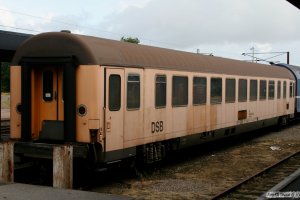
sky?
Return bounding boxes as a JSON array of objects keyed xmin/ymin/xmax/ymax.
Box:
[{"xmin": 1, "ymin": 0, "xmax": 300, "ymax": 65}]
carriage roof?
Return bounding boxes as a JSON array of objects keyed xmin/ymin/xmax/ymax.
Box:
[{"xmin": 12, "ymin": 32, "xmax": 294, "ymax": 80}]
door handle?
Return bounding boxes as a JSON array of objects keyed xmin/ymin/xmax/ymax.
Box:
[{"xmin": 106, "ymin": 122, "xmax": 111, "ymax": 132}]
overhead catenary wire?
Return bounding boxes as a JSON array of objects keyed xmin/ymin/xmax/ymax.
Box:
[
  {"xmin": 0, "ymin": 8, "xmax": 186, "ymax": 50},
  {"xmin": 0, "ymin": 24, "xmax": 40, "ymax": 33}
]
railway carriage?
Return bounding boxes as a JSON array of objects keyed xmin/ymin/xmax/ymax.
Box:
[{"xmin": 10, "ymin": 31, "xmax": 296, "ymax": 164}]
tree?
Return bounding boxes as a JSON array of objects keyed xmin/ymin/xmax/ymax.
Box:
[
  {"xmin": 1, "ymin": 62, "xmax": 10, "ymax": 92},
  {"xmin": 121, "ymin": 36, "xmax": 140, "ymax": 44}
]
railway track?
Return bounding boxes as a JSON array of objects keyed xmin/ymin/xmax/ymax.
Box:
[
  {"xmin": 1, "ymin": 119, "xmax": 10, "ymax": 140},
  {"xmin": 4, "ymin": 118, "xmax": 300, "ymax": 199},
  {"xmin": 212, "ymin": 150, "xmax": 300, "ymax": 200}
]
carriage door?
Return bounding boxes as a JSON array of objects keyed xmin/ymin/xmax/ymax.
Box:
[
  {"xmin": 105, "ymin": 68, "xmax": 124, "ymax": 152},
  {"xmin": 32, "ymin": 66, "xmax": 64, "ymax": 140}
]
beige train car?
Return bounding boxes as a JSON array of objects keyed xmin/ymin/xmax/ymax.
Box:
[{"xmin": 10, "ymin": 32, "xmax": 295, "ymax": 164}]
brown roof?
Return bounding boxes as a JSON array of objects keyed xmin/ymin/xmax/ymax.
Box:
[{"xmin": 12, "ymin": 32, "xmax": 294, "ymax": 80}]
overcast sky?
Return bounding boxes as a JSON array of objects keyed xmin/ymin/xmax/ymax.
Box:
[{"xmin": 1, "ymin": 0, "xmax": 300, "ymax": 65}]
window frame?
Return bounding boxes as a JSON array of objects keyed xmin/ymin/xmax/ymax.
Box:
[
  {"xmin": 277, "ymin": 81, "xmax": 281, "ymax": 99},
  {"xmin": 225, "ymin": 78, "xmax": 236, "ymax": 103},
  {"xmin": 172, "ymin": 75, "xmax": 188, "ymax": 107},
  {"xmin": 293, "ymin": 82, "xmax": 295, "ymax": 97},
  {"xmin": 155, "ymin": 74, "xmax": 167, "ymax": 108},
  {"xmin": 283, "ymin": 81, "xmax": 287, "ymax": 99},
  {"xmin": 238, "ymin": 79, "xmax": 247, "ymax": 102},
  {"xmin": 210, "ymin": 77, "xmax": 222, "ymax": 104},
  {"xmin": 260, "ymin": 80, "xmax": 267, "ymax": 100},
  {"xmin": 127, "ymin": 73, "xmax": 140, "ymax": 110},
  {"xmin": 193, "ymin": 76, "xmax": 207, "ymax": 105},
  {"xmin": 268, "ymin": 80, "xmax": 275, "ymax": 100},
  {"xmin": 250, "ymin": 79, "xmax": 258, "ymax": 101},
  {"xmin": 290, "ymin": 82, "xmax": 294, "ymax": 98},
  {"xmin": 109, "ymin": 74, "xmax": 121, "ymax": 111}
]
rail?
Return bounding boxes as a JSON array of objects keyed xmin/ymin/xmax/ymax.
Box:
[{"xmin": 212, "ymin": 150, "xmax": 300, "ymax": 199}]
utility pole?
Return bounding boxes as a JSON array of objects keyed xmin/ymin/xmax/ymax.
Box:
[{"xmin": 241, "ymin": 51, "xmax": 290, "ymax": 64}]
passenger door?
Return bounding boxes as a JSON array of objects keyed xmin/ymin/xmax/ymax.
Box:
[
  {"xmin": 31, "ymin": 66, "xmax": 64, "ymax": 140},
  {"xmin": 105, "ymin": 68, "xmax": 125, "ymax": 152}
]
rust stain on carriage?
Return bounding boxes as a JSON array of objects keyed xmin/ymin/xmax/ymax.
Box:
[
  {"xmin": 277, "ymin": 101, "xmax": 283, "ymax": 114},
  {"xmin": 193, "ymin": 105, "xmax": 207, "ymax": 133},
  {"xmin": 210, "ymin": 105, "xmax": 218, "ymax": 131},
  {"xmin": 187, "ymin": 107, "xmax": 194, "ymax": 134},
  {"xmin": 238, "ymin": 110, "xmax": 247, "ymax": 120}
]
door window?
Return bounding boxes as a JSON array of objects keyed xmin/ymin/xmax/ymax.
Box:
[
  {"xmin": 43, "ymin": 70, "xmax": 53, "ymax": 101},
  {"xmin": 109, "ymin": 75, "xmax": 121, "ymax": 111}
]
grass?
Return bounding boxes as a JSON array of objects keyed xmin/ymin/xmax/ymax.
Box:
[{"xmin": 1, "ymin": 93, "xmax": 10, "ymax": 109}]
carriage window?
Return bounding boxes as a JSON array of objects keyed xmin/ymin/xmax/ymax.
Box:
[
  {"xmin": 193, "ymin": 77, "xmax": 207, "ymax": 105},
  {"xmin": 109, "ymin": 75, "xmax": 121, "ymax": 111},
  {"xmin": 277, "ymin": 81, "xmax": 281, "ymax": 99},
  {"xmin": 293, "ymin": 83, "xmax": 295, "ymax": 97},
  {"xmin": 127, "ymin": 74, "xmax": 140, "ymax": 109},
  {"xmin": 172, "ymin": 76, "xmax": 188, "ymax": 106},
  {"xmin": 43, "ymin": 70, "xmax": 53, "ymax": 102},
  {"xmin": 250, "ymin": 80, "xmax": 257, "ymax": 101},
  {"xmin": 290, "ymin": 82, "xmax": 294, "ymax": 98},
  {"xmin": 211, "ymin": 78, "xmax": 222, "ymax": 104},
  {"xmin": 238, "ymin": 79, "xmax": 247, "ymax": 102},
  {"xmin": 155, "ymin": 75, "xmax": 166, "ymax": 108},
  {"xmin": 260, "ymin": 80, "xmax": 267, "ymax": 100},
  {"xmin": 283, "ymin": 81, "xmax": 287, "ymax": 99},
  {"xmin": 225, "ymin": 78, "xmax": 235, "ymax": 103},
  {"xmin": 269, "ymin": 80, "xmax": 275, "ymax": 100}
]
